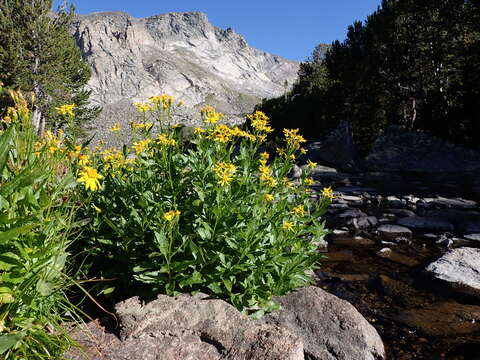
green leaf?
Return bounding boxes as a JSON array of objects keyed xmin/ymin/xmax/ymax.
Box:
[
  {"xmin": 102, "ymin": 286, "xmax": 115, "ymax": 295},
  {"xmin": 207, "ymin": 282, "xmax": 222, "ymax": 294},
  {"xmin": 0, "ymin": 333, "xmax": 23, "ymax": 355},
  {"xmin": 36, "ymin": 280, "xmax": 56, "ymax": 296},
  {"xmin": 0, "ymin": 127, "xmax": 13, "ymax": 171},
  {"xmin": 0, "ymin": 224, "xmax": 35, "ymax": 243},
  {"xmin": 154, "ymin": 231, "xmax": 169, "ymax": 257},
  {"xmin": 197, "ymin": 227, "xmax": 211, "ymax": 241}
]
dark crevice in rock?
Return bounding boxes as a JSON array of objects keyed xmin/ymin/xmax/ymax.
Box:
[{"xmin": 198, "ymin": 332, "xmax": 226, "ymax": 354}]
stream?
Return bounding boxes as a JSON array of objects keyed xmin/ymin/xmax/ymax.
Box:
[{"xmin": 310, "ymin": 166, "xmax": 480, "ymax": 360}]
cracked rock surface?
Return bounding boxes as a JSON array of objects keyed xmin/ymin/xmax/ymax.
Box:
[{"xmin": 72, "ymin": 11, "xmax": 299, "ymax": 144}]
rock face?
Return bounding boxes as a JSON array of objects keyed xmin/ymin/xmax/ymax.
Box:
[
  {"xmin": 67, "ymin": 292, "xmax": 304, "ymax": 360},
  {"xmin": 72, "ymin": 11, "xmax": 299, "ymax": 140},
  {"xmin": 263, "ymin": 286, "xmax": 385, "ymax": 360},
  {"xmin": 426, "ymin": 247, "xmax": 480, "ymax": 298}
]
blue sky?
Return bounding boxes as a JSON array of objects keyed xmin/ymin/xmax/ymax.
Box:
[{"xmin": 53, "ymin": 0, "xmax": 383, "ymax": 61}]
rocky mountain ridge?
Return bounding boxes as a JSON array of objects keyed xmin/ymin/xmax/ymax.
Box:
[{"xmin": 71, "ymin": 11, "xmax": 299, "ymax": 140}]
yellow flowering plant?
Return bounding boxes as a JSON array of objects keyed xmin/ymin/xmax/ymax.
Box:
[
  {"xmin": 0, "ymin": 89, "xmax": 79, "ymax": 358},
  {"xmin": 75, "ymin": 97, "xmax": 330, "ymax": 317}
]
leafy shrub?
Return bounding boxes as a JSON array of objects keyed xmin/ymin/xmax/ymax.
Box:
[
  {"xmin": 0, "ymin": 88, "xmax": 77, "ymax": 359},
  {"xmin": 76, "ymin": 96, "xmax": 331, "ymax": 316}
]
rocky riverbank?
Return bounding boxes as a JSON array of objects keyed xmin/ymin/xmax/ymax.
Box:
[{"xmin": 306, "ymin": 164, "xmax": 480, "ymax": 359}]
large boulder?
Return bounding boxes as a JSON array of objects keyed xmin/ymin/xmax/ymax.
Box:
[
  {"xmin": 305, "ymin": 121, "xmax": 362, "ymax": 172},
  {"xmin": 67, "ymin": 293, "xmax": 304, "ymax": 360},
  {"xmin": 364, "ymin": 126, "xmax": 480, "ymax": 173},
  {"xmin": 426, "ymin": 247, "xmax": 480, "ymax": 298},
  {"xmin": 263, "ymin": 286, "xmax": 385, "ymax": 360}
]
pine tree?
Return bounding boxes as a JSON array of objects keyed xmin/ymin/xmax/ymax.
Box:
[{"xmin": 0, "ymin": 0, "xmax": 100, "ymax": 135}]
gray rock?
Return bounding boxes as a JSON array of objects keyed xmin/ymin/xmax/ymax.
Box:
[
  {"xmin": 305, "ymin": 121, "xmax": 362, "ymax": 172},
  {"xmin": 464, "ymin": 234, "xmax": 480, "ymax": 242},
  {"xmin": 337, "ymin": 209, "xmax": 368, "ymax": 219},
  {"xmin": 263, "ymin": 286, "xmax": 385, "ymax": 360},
  {"xmin": 348, "ymin": 216, "xmax": 378, "ymax": 231},
  {"xmin": 385, "ymin": 209, "xmax": 416, "ymax": 218},
  {"xmin": 290, "ymin": 164, "xmax": 303, "ymax": 179},
  {"xmin": 67, "ymin": 293, "xmax": 304, "ymax": 360},
  {"xmin": 397, "ymin": 216, "xmax": 454, "ymax": 232},
  {"xmin": 364, "ymin": 125, "xmax": 480, "ymax": 173},
  {"xmin": 377, "ymin": 248, "xmax": 419, "ymax": 267},
  {"xmin": 72, "ymin": 11, "xmax": 299, "ymax": 144},
  {"xmin": 377, "ymin": 225, "xmax": 412, "ymax": 241},
  {"xmin": 427, "ymin": 197, "xmax": 477, "ymax": 210},
  {"xmin": 426, "ymin": 247, "xmax": 480, "ymax": 298}
]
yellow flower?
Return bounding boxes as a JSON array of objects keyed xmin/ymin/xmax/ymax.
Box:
[
  {"xmin": 264, "ymin": 194, "xmax": 274, "ymax": 202},
  {"xmin": 201, "ymin": 105, "xmax": 224, "ymax": 124},
  {"xmin": 163, "ymin": 209, "xmax": 181, "ymax": 221},
  {"xmin": 282, "ymin": 221, "xmax": 295, "ymax": 232},
  {"xmin": 247, "ymin": 111, "xmax": 273, "ymax": 133},
  {"xmin": 307, "ymin": 160, "xmax": 317, "ymax": 169},
  {"xmin": 322, "ymin": 186, "xmax": 335, "ymax": 200},
  {"xmin": 292, "ymin": 205, "xmax": 305, "ymax": 216},
  {"xmin": 55, "ymin": 104, "xmax": 75, "ymax": 117},
  {"xmin": 110, "ymin": 123, "xmax": 121, "ymax": 132},
  {"xmin": 213, "ymin": 162, "xmax": 236, "ymax": 186},
  {"xmin": 208, "ymin": 124, "xmax": 234, "ymax": 143},
  {"xmin": 78, "ymin": 166, "xmax": 103, "ymax": 191},
  {"xmin": 260, "ymin": 152, "xmax": 269, "ymax": 161},
  {"xmin": 132, "ymin": 139, "xmax": 152, "ymax": 154},
  {"xmin": 133, "ymin": 102, "xmax": 152, "ymax": 113},
  {"xmin": 300, "ymin": 148, "xmax": 308, "ymax": 155},
  {"xmin": 78, "ymin": 154, "xmax": 90, "ymax": 166},
  {"xmin": 150, "ymin": 94, "xmax": 174, "ymax": 111},
  {"xmin": 283, "ymin": 177, "xmax": 295, "ymax": 189},
  {"xmin": 283, "ymin": 128, "xmax": 307, "ymax": 150},
  {"xmin": 93, "ymin": 205, "xmax": 101, "ymax": 213},
  {"xmin": 305, "ymin": 177, "xmax": 315, "ymax": 186},
  {"xmin": 157, "ymin": 133, "xmax": 177, "ymax": 146},
  {"xmin": 194, "ymin": 127, "xmax": 205, "ymax": 135}
]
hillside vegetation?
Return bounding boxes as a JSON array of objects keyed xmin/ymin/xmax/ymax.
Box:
[{"xmin": 260, "ymin": 0, "xmax": 480, "ymax": 152}]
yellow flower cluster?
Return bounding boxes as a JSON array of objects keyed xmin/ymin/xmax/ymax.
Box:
[
  {"xmin": 201, "ymin": 105, "xmax": 224, "ymax": 124},
  {"xmin": 258, "ymin": 152, "xmax": 277, "ymax": 187},
  {"xmin": 194, "ymin": 127, "xmax": 206, "ymax": 135},
  {"xmin": 55, "ymin": 104, "xmax": 75, "ymax": 117},
  {"xmin": 304, "ymin": 177, "xmax": 315, "ymax": 186},
  {"xmin": 77, "ymin": 166, "xmax": 103, "ymax": 191},
  {"xmin": 150, "ymin": 94, "xmax": 174, "ymax": 111},
  {"xmin": 163, "ymin": 209, "xmax": 181, "ymax": 221},
  {"xmin": 42, "ymin": 130, "xmax": 64, "ymax": 154},
  {"xmin": 321, "ymin": 186, "xmax": 335, "ymax": 200},
  {"xmin": 132, "ymin": 139, "xmax": 152, "ymax": 154},
  {"xmin": 131, "ymin": 122, "xmax": 153, "ymax": 130},
  {"xmin": 133, "ymin": 102, "xmax": 153, "ymax": 113},
  {"xmin": 283, "ymin": 128, "xmax": 307, "ymax": 150},
  {"xmin": 102, "ymin": 148, "xmax": 134, "ymax": 173},
  {"xmin": 157, "ymin": 133, "xmax": 177, "ymax": 146},
  {"xmin": 247, "ymin": 111, "xmax": 273, "ymax": 133},
  {"xmin": 292, "ymin": 205, "xmax": 305, "ymax": 216},
  {"xmin": 213, "ymin": 162, "xmax": 236, "ymax": 186},
  {"xmin": 67, "ymin": 145, "xmax": 82, "ymax": 160}
]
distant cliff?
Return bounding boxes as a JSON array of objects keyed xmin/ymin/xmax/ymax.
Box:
[{"xmin": 71, "ymin": 11, "xmax": 299, "ymax": 139}]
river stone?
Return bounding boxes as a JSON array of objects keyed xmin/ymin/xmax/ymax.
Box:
[
  {"xmin": 426, "ymin": 247, "xmax": 480, "ymax": 298},
  {"xmin": 377, "ymin": 224, "xmax": 412, "ymax": 241},
  {"xmin": 263, "ymin": 286, "xmax": 385, "ymax": 360},
  {"xmin": 67, "ymin": 293, "xmax": 304, "ymax": 360},
  {"xmin": 397, "ymin": 216, "xmax": 454, "ymax": 232}
]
